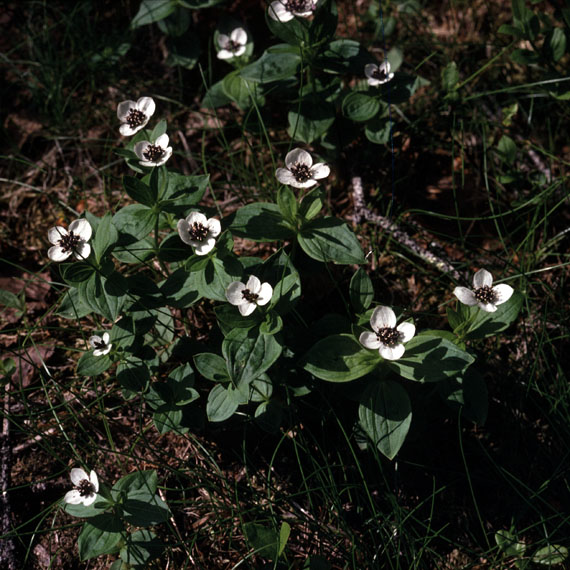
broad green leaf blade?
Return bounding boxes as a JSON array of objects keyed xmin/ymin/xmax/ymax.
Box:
[
  {"xmin": 229, "ymin": 202, "xmax": 295, "ymax": 242},
  {"xmin": 113, "ymin": 204, "xmax": 157, "ymax": 242},
  {"xmin": 92, "ymin": 213, "xmax": 119, "ymax": 263},
  {"xmin": 77, "ymin": 351, "xmax": 113, "ymax": 377},
  {"xmin": 123, "ymin": 176, "xmax": 155, "ymax": 207},
  {"xmin": 193, "ymin": 353, "xmax": 230, "ymax": 382},
  {"xmin": 131, "ymin": 0, "xmax": 177, "ymax": 28},
  {"xmin": 113, "ymin": 470, "xmax": 158, "ymax": 496},
  {"xmin": 240, "ymin": 50, "xmax": 301, "ymax": 83},
  {"xmin": 120, "ymin": 529, "xmax": 163, "ymax": 566},
  {"xmin": 494, "ymin": 530, "xmax": 526, "ymax": 557},
  {"xmin": 78, "ymin": 514, "xmax": 123, "ymax": 561},
  {"xmin": 358, "ymin": 380, "xmax": 412, "ymax": 460},
  {"xmin": 349, "ymin": 268, "xmax": 374, "ymax": 313},
  {"xmin": 244, "ymin": 522, "xmax": 280, "ymax": 560},
  {"xmin": 207, "ymin": 384, "xmax": 239, "ymax": 422},
  {"xmin": 439, "ymin": 367, "xmax": 488, "ymax": 425},
  {"xmin": 342, "ymin": 92, "xmax": 380, "ymax": 122},
  {"xmin": 123, "ymin": 492, "xmax": 170, "ymax": 527},
  {"xmin": 302, "ymin": 334, "xmax": 381, "ymax": 382},
  {"xmin": 532, "ymin": 545, "xmax": 568, "ymax": 566}
]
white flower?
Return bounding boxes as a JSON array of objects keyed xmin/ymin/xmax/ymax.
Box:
[
  {"xmin": 117, "ymin": 96, "xmax": 155, "ymax": 136},
  {"xmin": 177, "ymin": 211, "xmax": 221, "ymax": 256},
  {"xmin": 275, "ymin": 148, "xmax": 330, "ymax": 189},
  {"xmin": 453, "ymin": 269, "xmax": 514, "ymax": 313},
  {"xmin": 359, "ymin": 306, "xmax": 415, "ymax": 361},
  {"xmin": 365, "ymin": 61, "xmax": 394, "ymax": 86},
  {"xmin": 47, "ymin": 219, "xmax": 92, "ymax": 262},
  {"xmin": 89, "ymin": 332, "xmax": 112, "ymax": 356},
  {"xmin": 217, "ymin": 28, "xmax": 247, "ymax": 60},
  {"xmin": 226, "ymin": 276, "xmax": 273, "ymax": 316},
  {"xmin": 64, "ymin": 468, "xmax": 99, "ymax": 507},
  {"xmin": 269, "ymin": 0, "xmax": 317, "ymax": 21},
  {"xmin": 134, "ymin": 133, "xmax": 172, "ymax": 167}
]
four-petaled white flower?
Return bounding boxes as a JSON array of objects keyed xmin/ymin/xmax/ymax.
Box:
[
  {"xmin": 275, "ymin": 148, "xmax": 330, "ymax": 189},
  {"xmin": 453, "ymin": 269, "xmax": 514, "ymax": 313},
  {"xmin": 226, "ymin": 276, "xmax": 273, "ymax": 316},
  {"xmin": 47, "ymin": 219, "xmax": 92, "ymax": 262},
  {"xmin": 89, "ymin": 332, "xmax": 112, "ymax": 356},
  {"xmin": 117, "ymin": 97, "xmax": 155, "ymax": 136},
  {"xmin": 217, "ymin": 28, "xmax": 248, "ymax": 60},
  {"xmin": 365, "ymin": 61, "xmax": 394, "ymax": 86},
  {"xmin": 134, "ymin": 133, "xmax": 172, "ymax": 167},
  {"xmin": 177, "ymin": 211, "xmax": 221, "ymax": 256},
  {"xmin": 269, "ymin": 0, "xmax": 317, "ymax": 22},
  {"xmin": 359, "ymin": 306, "xmax": 415, "ymax": 361},
  {"xmin": 64, "ymin": 468, "xmax": 99, "ymax": 507}
]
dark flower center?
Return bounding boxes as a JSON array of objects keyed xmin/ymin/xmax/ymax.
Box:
[
  {"xmin": 474, "ymin": 285, "xmax": 496, "ymax": 304},
  {"xmin": 291, "ymin": 163, "xmax": 312, "ymax": 183},
  {"xmin": 126, "ymin": 108, "xmax": 146, "ymax": 128},
  {"xmin": 143, "ymin": 144, "xmax": 165, "ymax": 163},
  {"xmin": 59, "ymin": 231, "xmax": 81, "ymax": 253},
  {"xmin": 189, "ymin": 222, "xmax": 209, "ymax": 241},
  {"xmin": 242, "ymin": 289, "xmax": 259, "ymax": 303},
  {"xmin": 372, "ymin": 67, "xmax": 387, "ymax": 80},
  {"xmin": 77, "ymin": 479, "xmax": 95, "ymax": 498},
  {"xmin": 286, "ymin": 0, "xmax": 314, "ymax": 12},
  {"xmin": 376, "ymin": 327, "xmax": 401, "ymax": 347},
  {"xmin": 225, "ymin": 39, "xmax": 241, "ymax": 53},
  {"xmin": 93, "ymin": 339, "xmax": 107, "ymax": 349}
]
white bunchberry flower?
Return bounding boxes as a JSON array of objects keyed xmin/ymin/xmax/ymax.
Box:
[
  {"xmin": 226, "ymin": 276, "xmax": 273, "ymax": 317},
  {"xmin": 117, "ymin": 97, "xmax": 155, "ymax": 136},
  {"xmin": 359, "ymin": 306, "xmax": 415, "ymax": 361},
  {"xmin": 453, "ymin": 269, "xmax": 514, "ymax": 313},
  {"xmin": 177, "ymin": 211, "xmax": 221, "ymax": 256},
  {"xmin": 89, "ymin": 332, "xmax": 112, "ymax": 356},
  {"xmin": 64, "ymin": 468, "xmax": 99, "ymax": 507},
  {"xmin": 364, "ymin": 61, "xmax": 394, "ymax": 86},
  {"xmin": 217, "ymin": 28, "xmax": 247, "ymax": 60},
  {"xmin": 47, "ymin": 219, "xmax": 92, "ymax": 262},
  {"xmin": 268, "ymin": 0, "xmax": 317, "ymax": 22},
  {"xmin": 134, "ymin": 133, "xmax": 172, "ymax": 167},
  {"xmin": 275, "ymin": 148, "xmax": 330, "ymax": 189}
]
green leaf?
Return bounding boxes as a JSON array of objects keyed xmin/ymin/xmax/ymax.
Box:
[
  {"xmin": 388, "ymin": 333, "xmax": 475, "ymax": 382},
  {"xmin": 63, "ymin": 495, "xmax": 111, "ymax": 519},
  {"xmin": 365, "ymin": 118, "xmax": 391, "ymax": 145},
  {"xmin": 229, "ymin": 202, "xmax": 295, "ymax": 242},
  {"xmin": 77, "ymin": 350, "xmax": 113, "ymax": 377},
  {"xmin": 61, "ymin": 262, "xmax": 96, "ymax": 285},
  {"xmin": 276, "ymin": 185, "xmax": 298, "ymax": 223},
  {"xmin": 222, "ymin": 70, "xmax": 259, "ymax": 109},
  {"xmin": 113, "ymin": 204, "xmax": 156, "ymax": 242},
  {"xmin": 494, "ymin": 530, "xmax": 526, "ymax": 557},
  {"xmin": 349, "ymin": 268, "xmax": 374, "ymax": 313},
  {"xmin": 123, "ymin": 492, "xmax": 170, "ymax": 527},
  {"xmin": 78, "ymin": 514, "xmax": 123, "ymax": 561},
  {"xmin": 265, "ymin": 9, "xmax": 309, "ymax": 46},
  {"xmin": 197, "ymin": 256, "xmax": 242, "ymax": 302},
  {"xmin": 309, "ymin": 0, "xmax": 338, "ymax": 44},
  {"xmin": 532, "ymin": 545, "xmax": 568, "ymax": 566},
  {"xmin": 358, "ymin": 380, "xmax": 412, "ymax": 460},
  {"xmin": 498, "ymin": 23, "xmax": 524, "ymax": 37},
  {"xmin": 0, "ymin": 289, "xmax": 24, "ymax": 310},
  {"xmin": 113, "ymin": 469, "xmax": 158, "ymax": 496},
  {"xmin": 544, "ymin": 27, "xmax": 566, "ymax": 62},
  {"xmin": 159, "ymin": 267, "xmax": 201, "ymax": 308},
  {"xmin": 278, "ymin": 522, "xmax": 291, "ymax": 557},
  {"xmin": 244, "ymin": 522, "xmax": 280, "ymax": 560},
  {"xmin": 161, "ymin": 173, "xmax": 209, "ymax": 214},
  {"xmin": 299, "ymin": 188, "xmax": 324, "ymax": 220},
  {"xmin": 302, "ymin": 334, "xmax": 381, "ymax": 382},
  {"xmin": 207, "ymin": 384, "xmax": 239, "ymax": 422},
  {"xmin": 157, "ymin": 6, "xmax": 190, "ymax": 36},
  {"xmin": 240, "ymin": 50, "xmax": 301, "ymax": 83},
  {"xmin": 497, "ymin": 135, "xmax": 517, "ymax": 165},
  {"xmin": 441, "ymin": 61, "xmax": 459, "ymax": 91},
  {"xmin": 112, "ymin": 236, "xmax": 155, "ymax": 264},
  {"xmin": 342, "ymin": 92, "xmax": 380, "ymax": 122},
  {"xmin": 166, "ymin": 33, "xmax": 200, "ymax": 70},
  {"xmin": 299, "ymin": 217, "xmax": 365, "ymax": 264},
  {"xmin": 201, "ymin": 79, "xmax": 233, "ymax": 108},
  {"xmin": 117, "ymin": 360, "xmax": 151, "ymax": 393},
  {"xmin": 287, "ymin": 99, "xmax": 335, "ymax": 143},
  {"xmin": 93, "ymin": 213, "xmax": 119, "ymax": 263},
  {"xmin": 193, "ymin": 353, "xmax": 230, "ymax": 382},
  {"xmin": 56, "ymin": 288, "xmax": 92, "ymax": 319},
  {"xmin": 131, "ymin": 0, "xmax": 177, "ymax": 28},
  {"xmin": 510, "ymin": 48, "xmax": 540, "ymax": 65},
  {"xmin": 123, "ymin": 176, "xmax": 155, "ymax": 206},
  {"xmin": 318, "ymin": 38, "xmax": 371, "ymax": 74},
  {"xmin": 78, "ymin": 272, "xmax": 127, "ymax": 322},
  {"xmin": 120, "ymin": 529, "xmax": 164, "ymax": 566},
  {"xmin": 438, "ymin": 367, "xmax": 488, "ymax": 425}
]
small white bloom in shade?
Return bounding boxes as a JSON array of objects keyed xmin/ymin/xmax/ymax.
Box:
[
  {"xmin": 453, "ymin": 269, "xmax": 514, "ymax": 313},
  {"xmin": 359, "ymin": 306, "xmax": 416, "ymax": 361},
  {"xmin": 217, "ymin": 28, "xmax": 247, "ymax": 60},
  {"xmin": 226, "ymin": 276, "xmax": 273, "ymax": 317},
  {"xmin": 268, "ymin": 0, "xmax": 317, "ymax": 21},
  {"xmin": 177, "ymin": 211, "xmax": 221, "ymax": 256},
  {"xmin": 134, "ymin": 133, "xmax": 172, "ymax": 167},
  {"xmin": 47, "ymin": 219, "xmax": 92, "ymax": 262},
  {"xmin": 89, "ymin": 332, "xmax": 112, "ymax": 356},
  {"xmin": 365, "ymin": 61, "xmax": 394, "ymax": 86},
  {"xmin": 64, "ymin": 468, "xmax": 99, "ymax": 507},
  {"xmin": 117, "ymin": 96, "xmax": 155, "ymax": 136},
  {"xmin": 275, "ymin": 148, "xmax": 330, "ymax": 189}
]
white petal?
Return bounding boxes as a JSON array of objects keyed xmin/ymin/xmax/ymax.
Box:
[
  {"xmin": 359, "ymin": 331, "xmax": 381, "ymax": 350},
  {"xmin": 245, "ymin": 275, "xmax": 262, "ymax": 294},
  {"xmin": 257, "ymin": 283, "xmax": 273, "ymax": 306},
  {"xmin": 218, "ymin": 33, "xmax": 230, "ymax": 48},
  {"xmin": 379, "ymin": 61, "xmax": 391, "ymax": 75},
  {"xmin": 177, "ymin": 218, "xmax": 193, "ymax": 245},
  {"xmin": 70, "ymin": 468, "xmax": 89, "ymax": 486},
  {"xmin": 233, "ymin": 45, "xmax": 246, "ymax": 57},
  {"xmin": 48, "ymin": 245, "xmax": 71, "ymax": 262},
  {"xmin": 493, "ymin": 284, "xmax": 514, "ymax": 305},
  {"xmin": 275, "ymin": 168, "xmax": 297, "ymax": 186},
  {"xmin": 364, "ymin": 63, "xmax": 378, "ymax": 79},
  {"xmin": 153, "ymin": 146, "xmax": 172, "ymax": 166},
  {"xmin": 453, "ymin": 286, "xmax": 478, "ymax": 306},
  {"xmin": 82, "ymin": 493, "xmax": 97, "ymax": 506},
  {"xmin": 73, "ymin": 242, "xmax": 91, "ymax": 260},
  {"xmin": 478, "ymin": 302, "xmax": 497, "ymax": 313},
  {"xmin": 101, "ymin": 333, "xmax": 110, "ymax": 345},
  {"xmin": 64, "ymin": 489, "xmax": 83, "ymax": 505},
  {"xmin": 231, "ymin": 28, "xmax": 247, "ymax": 45},
  {"xmin": 310, "ymin": 163, "xmax": 330, "ymax": 180},
  {"xmin": 285, "ymin": 148, "xmax": 313, "ymax": 169},
  {"xmin": 239, "ymin": 302, "xmax": 257, "ymax": 316},
  {"xmin": 134, "ymin": 141, "xmax": 150, "ymax": 160},
  {"xmin": 186, "ymin": 211, "xmax": 207, "ymax": 226},
  {"xmin": 269, "ymin": 1, "xmax": 294, "ymax": 21},
  {"xmin": 119, "ymin": 123, "xmax": 138, "ymax": 136},
  {"xmin": 69, "ymin": 219, "xmax": 92, "ymax": 241},
  {"xmin": 207, "ymin": 218, "xmax": 221, "ymax": 237},
  {"xmin": 291, "ymin": 178, "xmax": 317, "ymax": 189},
  {"xmin": 367, "ymin": 77, "xmax": 381, "ymax": 87},
  {"xmin": 370, "ymin": 306, "xmax": 396, "ymax": 331},
  {"xmin": 155, "ymin": 133, "xmax": 169, "ymax": 148},
  {"xmin": 473, "ymin": 268, "xmax": 492, "ymax": 288},
  {"xmin": 380, "ymin": 343, "xmax": 405, "ymax": 361},
  {"xmin": 194, "ymin": 238, "xmax": 216, "ymax": 255},
  {"xmin": 117, "ymin": 100, "xmax": 135, "ymax": 120},
  {"xmin": 136, "ymin": 96, "xmax": 155, "ymax": 117},
  {"xmin": 48, "ymin": 226, "xmax": 67, "ymax": 245},
  {"xmin": 217, "ymin": 49, "xmax": 234, "ymax": 60},
  {"xmin": 397, "ymin": 321, "xmax": 415, "ymax": 343},
  {"xmin": 226, "ymin": 281, "xmax": 246, "ymax": 305},
  {"xmin": 89, "ymin": 470, "xmax": 99, "ymax": 493},
  {"xmin": 89, "ymin": 335, "xmax": 103, "ymax": 349},
  {"xmin": 93, "ymin": 348, "xmax": 104, "ymax": 357}
]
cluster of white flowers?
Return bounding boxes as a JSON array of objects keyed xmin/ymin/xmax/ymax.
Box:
[{"xmin": 64, "ymin": 468, "xmax": 99, "ymax": 507}]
